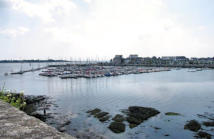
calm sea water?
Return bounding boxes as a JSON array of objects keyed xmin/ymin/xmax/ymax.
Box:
[{"xmin": 0, "ymin": 63, "xmax": 214, "ymax": 139}]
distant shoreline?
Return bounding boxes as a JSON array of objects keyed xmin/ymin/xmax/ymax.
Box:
[{"xmin": 0, "ymin": 60, "xmax": 68, "ymax": 63}]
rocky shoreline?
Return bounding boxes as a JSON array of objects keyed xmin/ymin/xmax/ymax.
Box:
[
  {"xmin": 87, "ymin": 106, "xmax": 160, "ymax": 133},
  {"xmin": 23, "ymin": 97, "xmax": 214, "ymax": 139},
  {"xmin": 23, "ymin": 95, "xmax": 51, "ymax": 121},
  {"xmin": 86, "ymin": 106, "xmax": 214, "ymax": 139},
  {"xmin": 3, "ymin": 92, "xmax": 213, "ymax": 139}
]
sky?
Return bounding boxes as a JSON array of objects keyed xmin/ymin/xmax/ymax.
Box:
[{"xmin": 0, "ymin": 0, "xmax": 214, "ymax": 60}]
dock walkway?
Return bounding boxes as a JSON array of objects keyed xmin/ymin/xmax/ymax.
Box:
[{"xmin": 0, "ymin": 100, "xmax": 75, "ymax": 139}]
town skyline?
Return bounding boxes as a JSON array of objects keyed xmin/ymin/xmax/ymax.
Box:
[{"xmin": 0, "ymin": 54, "xmax": 213, "ymax": 61}]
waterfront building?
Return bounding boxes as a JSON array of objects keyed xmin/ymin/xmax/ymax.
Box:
[
  {"xmin": 111, "ymin": 54, "xmax": 214, "ymax": 67},
  {"xmin": 161, "ymin": 56, "xmax": 175, "ymax": 61},
  {"xmin": 129, "ymin": 54, "xmax": 138, "ymax": 59},
  {"xmin": 123, "ymin": 54, "xmax": 143, "ymax": 65},
  {"xmin": 112, "ymin": 55, "xmax": 123, "ymax": 65}
]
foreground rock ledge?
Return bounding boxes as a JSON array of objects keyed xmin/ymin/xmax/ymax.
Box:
[{"xmin": 0, "ymin": 100, "xmax": 75, "ymax": 139}]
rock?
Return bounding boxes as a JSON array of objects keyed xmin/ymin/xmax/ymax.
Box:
[
  {"xmin": 30, "ymin": 112, "xmax": 47, "ymax": 122},
  {"xmin": 112, "ymin": 114, "xmax": 125, "ymax": 122},
  {"xmin": 127, "ymin": 116, "xmax": 142, "ymax": 125},
  {"xmin": 72, "ymin": 128, "xmax": 77, "ymax": 131},
  {"xmin": 87, "ymin": 108, "xmax": 101, "ymax": 115},
  {"xmin": 58, "ymin": 127, "xmax": 66, "ymax": 132},
  {"xmin": 109, "ymin": 122, "xmax": 125, "ymax": 133},
  {"xmin": 203, "ymin": 121, "xmax": 214, "ymax": 127},
  {"xmin": 129, "ymin": 124, "xmax": 137, "ymax": 129},
  {"xmin": 57, "ymin": 120, "xmax": 71, "ymax": 133},
  {"xmin": 87, "ymin": 108, "xmax": 111, "ymax": 123},
  {"xmin": 197, "ymin": 113, "xmax": 214, "ymax": 121},
  {"xmin": 121, "ymin": 109, "xmax": 129, "ymax": 114},
  {"xmin": 165, "ymin": 112, "xmax": 181, "ymax": 116},
  {"xmin": 197, "ymin": 131, "xmax": 211, "ymax": 139},
  {"xmin": 25, "ymin": 95, "xmax": 46, "ymax": 104},
  {"xmin": 128, "ymin": 106, "xmax": 160, "ymax": 120},
  {"xmin": 126, "ymin": 106, "xmax": 160, "ymax": 128},
  {"xmin": 95, "ymin": 112, "xmax": 109, "ymax": 119},
  {"xmin": 99, "ymin": 115, "xmax": 110, "ymax": 122},
  {"xmin": 61, "ymin": 120, "xmax": 71, "ymax": 126},
  {"xmin": 164, "ymin": 134, "xmax": 170, "ymax": 136},
  {"xmin": 153, "ymin": 126, "xmax": 161, "ymax": 130},
  {"xmin": 184, "ymin": 120, "xmax": 201, "ymax": 132}
]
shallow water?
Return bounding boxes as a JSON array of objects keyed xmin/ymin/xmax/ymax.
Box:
[{"xmin": 0, "ymin": 63, "xmax": 214, "ymax": 139}]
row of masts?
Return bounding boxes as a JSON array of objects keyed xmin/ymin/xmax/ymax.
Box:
[{"xmin": 4, "ymin": 59, "xmax": 107, "ymax": 76}]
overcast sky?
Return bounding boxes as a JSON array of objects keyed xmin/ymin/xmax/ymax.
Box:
[{"xmin": 0, "ymin": 0, "xmax": 213, "ymax": 60}]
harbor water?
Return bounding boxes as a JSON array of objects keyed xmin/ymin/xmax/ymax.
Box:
[{"xmin": 0, "ymin": 63, "xmax": 214, "ymax": 139}]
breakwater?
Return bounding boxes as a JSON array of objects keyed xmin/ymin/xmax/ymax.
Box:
[{"xmin": 10, "ymin": 66, "xmax": 47, "ymax": 75}]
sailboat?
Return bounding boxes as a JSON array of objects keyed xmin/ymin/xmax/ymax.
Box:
[{"xmin": 11, "ymin": 63, "xmax": 24, "ymax": 74}]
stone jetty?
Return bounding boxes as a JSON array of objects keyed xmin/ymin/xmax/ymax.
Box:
[{"xmin": 0, "ymin": 100, "xmax": 75, "ymax": 139}]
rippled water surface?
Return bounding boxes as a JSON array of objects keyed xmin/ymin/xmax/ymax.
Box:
[{"xmin": 0, "ymin": 63, "xmax": 214, "ymax": 139}]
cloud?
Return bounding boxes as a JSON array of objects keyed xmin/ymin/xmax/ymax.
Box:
[
  {"xmin": 83, "ymin": 0, "xmax": 92, "ymax": 4},
  {"xmin": 9, "ymin": 0, "xmax": 77, "ymax": 23},
  {"xmin": 1, "ymin": 0, "xmax": 213, "ymax": 59},
  {"xmin": 43, "ymin": 0, "xmax": 195, "ymax": 57},
  {"xmin": 0, "ymin": 27, "xmax": 29, "ymax": 38}
]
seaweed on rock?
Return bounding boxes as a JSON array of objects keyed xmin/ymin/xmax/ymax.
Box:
[
  {"xmin": 108, "ymin": 122, "xmax": 125, "ymax": 133},
  {"xmin": 126, "ymin": 106, "xmax": 160, "ymax": 128},
  {"xmin": 184, "ymin": 120, "xmax": 201, "ymax": 132}
]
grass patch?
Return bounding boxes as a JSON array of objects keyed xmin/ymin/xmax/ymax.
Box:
[{"xmin": 0, "ymin": 87, "xmax": 26, "ymax": 110}]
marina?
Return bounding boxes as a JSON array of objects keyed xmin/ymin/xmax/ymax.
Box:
[{"xmin": 38, "ymin": 65, "xmax": 171, "ymax": 79}]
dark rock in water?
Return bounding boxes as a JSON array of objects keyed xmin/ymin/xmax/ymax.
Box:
[
  {"xmin": 197, "ymin": 113, "xmax": 214, "ymax": 121},
  {"xmin": 121, "ymin": 109, "xmax": 129, "ymax": 115},
  {"xmin": 61, "ymin": 120, "xmax": 71, "ymax": 126},
  {"xmin": 25, "ymin": 95, "xmax": 46, "ymax": 104},
  {"xmin": 30, "ymin": 112, "xmax": 48, "ymax": 122},
  {"xmin": 197, "ymin": 131, "xmax": 211, "ymax": 139},
  {"xmin": 129, "ymin": 124, "xmax": 137, "ymax": 129},
  {"xmin": 75, "ymin": 131, "xmax": 107, "ymax": 139},
  {"xmin": 112, "ymin": 114, "xmax": 125, "ymax": 122},
  {"xmin": 58, "ymin": 127, "xmax": 66, "ymax": 132},
  {"xmin": 56, "ymin": 120, "xmax": 71, "ymax": 133},
  {"xmin": 87, "ymin": 108, "xmax": 111, "ymax": 123},
  {"xmin": 23, "ymin": 95, "xmax": 51, "ymax": 116},
  {"xmin": 109, "ymin": 122, "xmax": 125, "ymax": 133},
  {"xmin": 95, "ymin": 112, "xmax": 109, "ymax": 119},
  {"xmin": 127, "ymin": 116, "xmax": 142, "ymax": 125},
  {"xmin": 126, "ymin": 106, "xmax": 160, "ymax": 128},
  {"xmin": 152, "ymin": 126, "xmax": 161, "ymax": 130},
  {"xmin": 30, "ymin": 112, "xmax": 54, "ymax": 122},
  {"xmin": 165, "ymin": 112, "xmax": 181, "ymax": 116},
  {"xmin": 99, "ymin": 115, "xmax": 110, "ymax": 122},
  {"xmin": 128, "ymin": 106, "xmax": 160, "ymax": 119},
  {"xmin": 203, "ymin": 121, "xmax": 214, "ymax": 127},
  {"xmin": 184, "ymin": 120, "xmax": 201, "ymax": 132},
  {"xmin": 87, "ymin": 108, "xmax": 101, "ymax": 115},
  {"xmin": 164, "ymin": 134, "xmax": 170, "ymax": 136}
]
